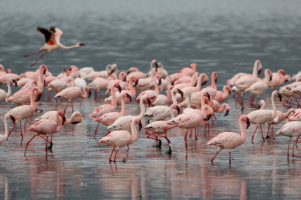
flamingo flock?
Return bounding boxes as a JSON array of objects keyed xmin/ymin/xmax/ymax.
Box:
[{"xmin": 0, "ymin": 27, "xmax": 301, "ymax": 164}]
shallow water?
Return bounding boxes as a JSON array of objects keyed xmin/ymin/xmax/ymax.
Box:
[{"xmin": 0, "ymin": 0, "xmax": 301, "ymax": 199}]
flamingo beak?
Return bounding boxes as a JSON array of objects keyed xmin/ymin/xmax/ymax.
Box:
[{"xmin": 246, "ymin": 118, "xmax": 250, "ymax": 129}]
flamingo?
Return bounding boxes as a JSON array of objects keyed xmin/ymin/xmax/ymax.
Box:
[
  {"xmin": 89, "ymin": 83, "xmax": 121, "ymax": 118},
  {"xmin": 54, "ymin": 86, "xmax": 91, "ymax": 113},
  {"xmin": 34, "ymin": 110, "xmax": 83, "ymax": 125},
  {"xmin": 108, "ymin": 95, "xmax": 149, "ymax": 131},
  {"xmin": 201, "ymin": 71, "xmax": 218, "ymax": 100},
  {"xmin": 6, "ymin": 87, "xmax": 40, "ymax": 138},
  {"xmin": 0, "ymin": 115, "xmax": 10, "ymax": 144},
  {"xmin": 268, "ymin": 69, "xmax": 288, "ymax": 90},
  {"xmin": 207, "ymin": 115, "xmax": 250, "ymax": 163},
  {"xmin": 144, "ymin": 104, "xmax": 180, "ymax": 123},
  {"xmin": 276, "ymin": 121, "xmax": 301, "ymax": 157},
  {"xmin": 25, "ymin": 110, "xmax": 65, "ymax": 156},
  {"xmin": 5, "ymin": 85, "xmax": 42, "ymax": 106},
  {"xmin": 247, "ymin": 90, "xmax": 282, "ymax": 143},
  {"xmin": 213, "ymin": 86, "xmax": 232, "ymax": 103},
  {"xmin": 245, "ymin": 69, "xmax": 273, "ymax": 108},
  {"xmin": 136, "ymin": 74, "xmax": 161, "ymax": 104},
  {"xmin": 178, "ymin": 63, "xmax": 197, "ymax": 76},
  {"xmin": 286, "ymin": 109, "xmax": 301, "ymax": 122},
  {"xmin": 93, "ymin": 93, "xmax": 131, "ymax": 139},
  {"xmin": 99, "ymin": 117, "xmax": 142, "ymax": 163},
  {"xmin": 24, "ymin": 26, "xmax": 85, "ymax": 67},
  {"xmin": 144, "ymin": 104, "xmax": 180, "ymax": 153},
  {"xmin": 233, "ymin": 60, "xmax": 263, "ymax": 110},
  {"xmin": 167, "ymin": 101, "xmax": 212, "ymax": 154},
  {"xmin": 0, "ymin": 78, "xmax": 17, "ymax": 103},
  {"xmin": 265, "ymin": 108, "xmax": 295, "ymax": 139}
]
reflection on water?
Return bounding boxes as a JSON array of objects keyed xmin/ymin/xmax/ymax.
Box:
[{"xmin": 0, "ymin": 0, "xmax": 301, "ymax": 199}]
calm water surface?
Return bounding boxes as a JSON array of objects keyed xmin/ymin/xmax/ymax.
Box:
[{"xmin": 0, "ymin": 0, "xmax": 301, "ymax": 199}]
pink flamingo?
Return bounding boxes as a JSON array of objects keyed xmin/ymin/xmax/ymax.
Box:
[
  {"xmin": 47, "ymin": 76, "xmax": 74, "ymax": 101},
  {"xmin": 35, "ymin": 110, "xmax": 83, "ymax": 125},
  {"xmin": 54, "ymin": 86, "xmax": 91, "ymax": 113},
  {"xmin": 25, "ymin": 110, "xmax": 65, "ymax": 156},
  {"xmin": 276, "ymin": 121, "xmax": 301, "ymax": 157},
  {"xmin": 210, "ymin": 100, "xmax": 231, "ymax": 119},
  {"xmin": 174, "ymin": 74, "xmax": 198, "ymax": 90},
  {"xmin": 286, "ymin": 109, "xmax": 301, "ymax": 122},
  {"xmin": 6, "ymin": 87, "xmax": 40, "ymax": 138},
  {"xmin": 108, "ymin": 95, "xmax": 149, "ymax": 131},
  {"xmin": 144, "ymin": 104, "xmax": 179, "ymax": 153},
  {"xmin": 245, "ymin": 69, "xmax": 273, "ymax": 108},
  {"xmin": 227, "ymin": 72, "xmax": 247, "ymax": 86},
  {"xmin": 201, "ymin": 71, "xmax": 218, "ymax": 100},
  {"xmin": 176, "ymin": 73, "xmax": 209, "ymax": 100},
  {"xmin": 136, "ymin": 74, "xmax": 161, "ymax": 104},
  {"xmin": 104, "ymin": 75, "xmax": 137, "ymax": 105},
  {"xmin": 86, "ymin": 64, "xmax": 118, "ymax": 81},
  {"xmin": 233, "ymin": 60, "xmax": 263, "ymax": 110},
  {"xmin": 24, "ymin": 26, "xmax": 85, "ymax": 67},
  {"xmin": 93, "ymin": 93, "xmax": 131, "ymax": 139},
  {"xmin": 144, "ymin": 104, "xmax": 180, "ymax": 123},
  {"xmin": 247, "ymin": 90, "xmax": 282, "ymax": 143},
  {"xmin": 99, "ymin": 117, "xmax": 142, "ymax": 163},
  {"xmin": 89, "ymin": 83, "xmax": 121, "ymax": 118},
  {"xmin": 0, "ymin": 115, "xmax": 10, "ymax": 144},
  {"xmin": 167, "ymin": 102, "xmax": 212, "ymax": 154},
  {"xmin": 265, "ymin": 108, "xmax": 295, "ymax": 139},
  {"xmin": 207, "ymin": 115, "xmax": 250, "ymax": 163},
  {"xmin": 0, "ymin": 78, "xmax": 17, "ymax": 102},
  {"xmin": 6, "ymin": 83, "xmax": 42, "ymax": 105},
  {"xmin": 178, "ymin": 63, "xmax": 197, "ymax": 76},
  {"xmin": 269, "ymin": 69, "xmax": 289, "ymax": 90},
  {"xmin": 213, "ymin": 86, "xmax": 232, "ymax": 103},
  {"xmin": 0, "ymin": 73, "xmax": 20, "ymax": 88}
]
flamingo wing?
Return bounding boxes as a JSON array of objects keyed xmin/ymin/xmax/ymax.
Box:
[{"xmin": 37, "ymin": 26, "xmax": 56, "ymax": 45}]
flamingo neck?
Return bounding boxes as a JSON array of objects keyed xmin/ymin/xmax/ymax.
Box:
[
  {"xmin": 196, "ymin": 74, "xmax": 205, "ymax": 90},
  {"xmin": 56, "ymin": 112, "xmax": 63, "ymax": 132},
  {"xmin": 129, "ymin": 79, "xmax": 136, "ymax": 97},
  {"xmin": 60, "ymin": 44, "xmax": 80, "ymax": 49},
  {"xmin": 252, "ymin": 60, "xmax": 260, "ymax": 78},
  {"xmin": 110, "ymin": 86, "xmax": 117, "ymax": 107},
  {"xmin": 271, "ymin": 92, "xmax": 278, "ymax": 118},
  {"xmin": 3, "ymin": 115, "xmax": 9, "ymax": 139},
  {"xmin": 29, "ymin": 88, "xmax": 37, "ymax": 110},
  {"xmin": 210, "ymin": 73, "xmax": 217, "ymax": 89},
  {"xmin": 120, "ymin": 95, "xmax": 126, "ymax": 115},
  {"xmin": 239, "ymin": 117, "xmax": 247, "ymax": 142},
  {"xmin": 138, "ymin": 97, "xmax": 146, "ymax": 119},
  {"xmin": 129, "ymin": 120, "xmax": 138, "ymax": 144},
  {"xmin": 6, "ymin": 80, "xmax": 12, "ymax": 97},
  {"xmin": 80, "ymin": 87, "xmax": 88, "ymax": 99}
]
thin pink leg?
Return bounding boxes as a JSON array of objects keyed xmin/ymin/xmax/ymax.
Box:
[
  {"xmin": 287, "ymin": 138, "xmax": 291, "ymax": 157},
  {"xmin": 260, "ymin": 125, "xmax": 265, "ymax": 142},
  {"xmin": 24, "ymin": 135, "xmax": 37, "ymax": 156},
  {"xmin": 24, "ymin": 50, "xmax": 45, "ymax": 57},
  {"xmin": 109, "ymin": 148, "xmax": 115, "ymax": 162},
  {"xmin": 64, "ymin": 101, "xmax": 70, "ymax": 114},
  {"xmin": 94, "ymin": 122, "xmax": 100, "ymax": 139},
  {"xmin": 252, "ymin": 126, "xmax": 259, "ymax": 143},
  {"xmin": 184, "ymin": 130, "xmax": 189, "ymax": 154},
  {"xmin": 29, "ymin": 51, "xmax": 48, "ymax": 67},
  {"xmin": 211, "ymin": 151, "xmax": 219, "ymax": 162},
  {"xmin": 229, "ymin": 151, "xmax": 232, "ymax": 164}
]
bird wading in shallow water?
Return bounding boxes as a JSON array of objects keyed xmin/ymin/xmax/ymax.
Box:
[{"xmin": 24, "ymin": 26, "xmax": 85, "ymax": 67}]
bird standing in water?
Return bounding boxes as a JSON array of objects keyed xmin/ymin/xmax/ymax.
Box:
[{"xmin": 24, "ymin": 26, "xmax": 85, "ymax": 67}]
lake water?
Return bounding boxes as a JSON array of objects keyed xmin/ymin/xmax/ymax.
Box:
[{"xmin": 0, "ymin": 0, "xmax": 301, "ymax": 199}]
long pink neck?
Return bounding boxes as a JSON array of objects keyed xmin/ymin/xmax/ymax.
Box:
[
  {"xmin": 38, "ymin": 66, "xmax": 44, "ymax": 85},
  {"xmin": 196, "ymin": 74, "xmax": 206, "ymax": 90},
  {"xmin": 210, "ymin": 73, "xmax": 217, "ymax": 89},
  {"xmin": 129, "ymin": 119, "xmax": 138, "ymax": 145},
  {"xmin": 29, "ymin": 88, "xmax": 37, "ymax": 111},
  {"xmin": 55, "ymin": 112, "xmax": 63, "ymax": 132},
  {"xmin": 120, "ymin": 95, "xmax": 127, "ymax": 115},
  {"xmin": 129, "ymin": 78, "xmax": 136, "ymax": 97},
  {"xmin": 239, "ymin": 116, "xmax": 247, "ymax": 142},
  {"xmin": 80, "ymin": 87, "xmax": 88, "ymax": 99},
  {"xmin": 110, "ymin": 85, "xmax": 117, "ymax": 107}
]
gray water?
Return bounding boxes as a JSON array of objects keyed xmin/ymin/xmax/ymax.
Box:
[{"xmin": 0, "ymin": 0, "xmax": 301, "ymax": 199}]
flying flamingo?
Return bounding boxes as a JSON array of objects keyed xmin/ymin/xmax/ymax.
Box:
[
  {"xmin": 24, "ymin": 26, "xmax": 85, "ymax": 67},
  {"xmin": 0, "ymin": 115, "xmax": 10, "ymax": 144},
  {"xmin": 93, "ymin": 93, "xmax": 131, "ymax": 139},
  {"xmin": 25, "ymin": 110, "xmax": 65, "ymax": 156},
  {"xmin": 276, "ymin": 121, "xmax": 301, "ymax": 157},
  {"xmin": 54, "ymin": 86, "xmax": 91, "ymax": 113},
  {"xmin": 6, "ymin": 87, "xmax": 40, "ymax": 138},
  {"xmin": 247, "ymin": 90, "xmax": 282, "ymax": 143},
  {"xmin": 89, "ymin": 83, "xmax": 121, "ymax": 118},
  {"xmin": 0, "ymin": 78, "xmax": 17, "ymax": 103},
  {"xmin": 99, "ymin": 117, "xmax": 142, "ymax": 163},
  {"xmin": 207, "ymin": 115, "xmax": 250, "ymax": 163}
]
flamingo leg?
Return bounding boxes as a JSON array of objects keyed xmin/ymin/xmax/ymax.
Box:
[
  {"xmin": 163, "ymin": 129, "xmax": 172, "ymax": 154},
  {"xmin": 24, "ymin": 135, "xmax": 37, "ymax": 156},
  {"xmin": 184, "ymin": 130, "xmax": 189, "ymax": 154},
  {"xmin": 229, "ymin": 151, "xmax": 232, "ymax": 164},
  {"xmin": 24, "ymin": 50, "xmax": 45, "ymax": 57},
  {"xmin": 19, "ymin": 121, "xmax": 24, "ymax": 139},
  {"xmin": 8, "ymin": 122, "xmax": 18, "ymax": 138},
  {"xmin": 251, "ymin": 126, "xmax": 259, "ymax": 143},
  {"xmin": 29, "ymin": 51, "xmax": 49, "ymax": 67},
  {"xmin": 113, "ymin": 149, "xmax": 119, "ymax": 162},
  {"xmin": 287, "ymin": 138, "xmax": 291, "ymax": 157},
  {"xmin": 211, "ymin": 151, "xmax": 220, "ymax": 163},
  {"xmin": 109, "ymin": 148, "xmax": 115, "ymax": 162},
  {"xmin": 64, "ymin": 101, "xmax": 70, "ymax": 114},
  {"xmin": 94, "ymin": 122, "xmax": 100, "ymax": 139},
  {"xmin": 260, "ymin": 125, "xmax": 265, "ymax": 142}
]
